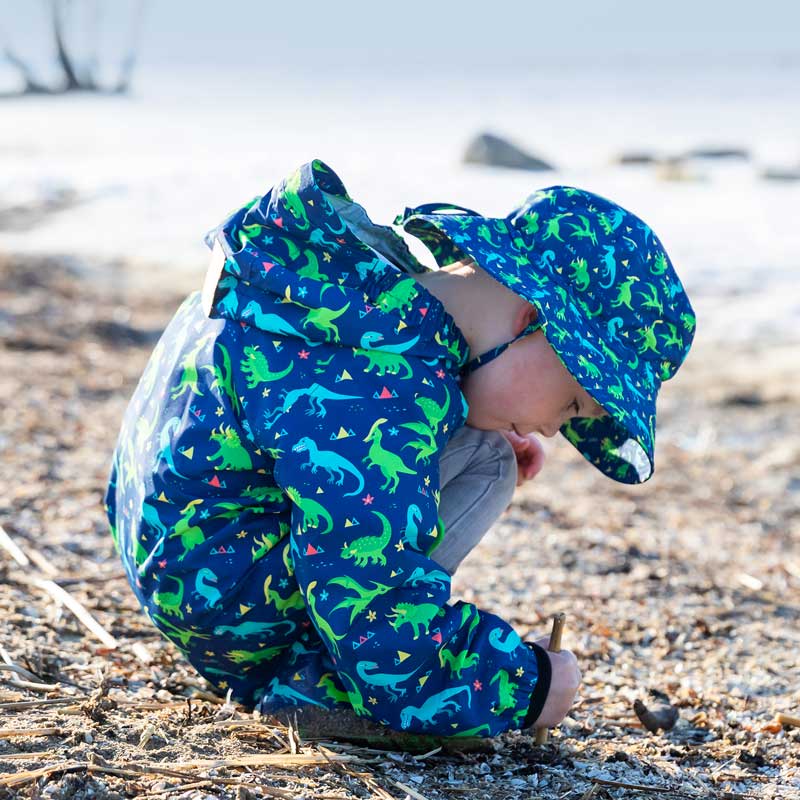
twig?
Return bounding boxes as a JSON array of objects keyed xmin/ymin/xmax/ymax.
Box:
[
  {"xmin": 391, "ymin": 778, "xmax": 431, "ymax": 800},
  {"xmin": 0, "ymin": 523, "xmax": 119, "ymax": 649},
  {"xmin": 34, "ymin": 578, "xmax": 120, "ymax": 648},
  {"xmin": 776, "ymin": 712, "xmax": 800, "ymax": 728},
  {"xmin": 0, "ymin": 698, "xmax": 81, "ymax": 711},
  {"xmin": 316, "ymin": 743, "xmax": 395, "ymax": 800},
  {"xmin": 0, "ymin": 727, "xmax": 64, "ymax": 738},
  {"xmin": 535, "ymin": 612, "xmax": 566, "ymax": 745}
]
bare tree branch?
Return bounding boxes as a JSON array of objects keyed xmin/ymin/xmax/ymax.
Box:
[{"xmin": 51, "ymin": 0, "xmax": 91, "ymax": 91}]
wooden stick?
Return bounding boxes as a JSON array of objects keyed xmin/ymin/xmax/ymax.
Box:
[
  {"xmin": 0, "ymin": 524, "xmax": 119, "ymax": 649},
  {"xmin": 777, "ymin": 712, "xmax": 800, "ymax": 728},
  {"xmin": 535, "ymin": 612, "xmax": 566, "ymax": 745}
]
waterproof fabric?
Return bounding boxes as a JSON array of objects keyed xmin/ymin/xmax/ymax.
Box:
[
  {"xmin": 105, "ymin": 158, "xmax": 552, "ymax": 738},
  {"xmin": 395, "ymin": 194, "xmax": 697, "ymax": 483}
]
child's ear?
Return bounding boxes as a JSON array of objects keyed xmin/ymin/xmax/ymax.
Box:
[{"xmin": 512, "ymin": 302, "xmax": 539, "ymax": 336}]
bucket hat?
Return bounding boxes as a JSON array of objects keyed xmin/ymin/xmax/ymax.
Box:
[{"xmin": 393, "ymin": 187, "xmax": 696, "ymax": 484}]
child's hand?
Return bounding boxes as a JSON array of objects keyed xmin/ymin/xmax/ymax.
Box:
[
  {"xmin": 528, "ymin": 636, "xmax": 581, "ymax": 729},
  {"xmin": 500, "ymin": 429, "xmax": 546, "ymax": 486}
]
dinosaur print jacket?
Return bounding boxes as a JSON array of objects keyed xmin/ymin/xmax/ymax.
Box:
[{"xmin": 105, "ymin": 158, "xmax": 551, "ymax": 737}]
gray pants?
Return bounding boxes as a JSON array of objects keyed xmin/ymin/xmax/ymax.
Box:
[{"xmin": 432, "ymin": 424, "xmax": 518, "ymax": 576}]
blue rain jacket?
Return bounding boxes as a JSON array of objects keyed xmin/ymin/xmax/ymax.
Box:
[{"xmin": 105, "ymin": 158, "xmax": 551, "ymax": 737}]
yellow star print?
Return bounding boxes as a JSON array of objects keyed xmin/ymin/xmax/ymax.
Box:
[
  {"xmin": 237, "ymin": 530, "xmax": 248, "ymax": 539},
  {"xmin": 394, "ymin": 541, "xmax": 404, "ymax": 552},
  {"xmin": 516, "ymin": 667, "xmax": 525, "ymax": 677},
  {"xmin": 262, "ymin": 387, "xmax": 270, "ymax": 397}
]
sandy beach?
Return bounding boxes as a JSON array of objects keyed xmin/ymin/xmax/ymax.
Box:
[
  {"xmin": 0, "ymin": 244, "xmax": 798, "ymax": 798},
  {"xmin": 1, "ymin": 13, "xmax": 800, "ymax": 794}
]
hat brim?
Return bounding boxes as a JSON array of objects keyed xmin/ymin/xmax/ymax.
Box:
[{"xmin": 400, "ymin": 213, "xmax": 658, "ymax": 484}]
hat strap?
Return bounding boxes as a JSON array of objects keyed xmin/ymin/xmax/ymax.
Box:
[
  {"xmin": 398, "ymin": 202, "xmax": 481, "ymax": 221},
  {"xmin": 459, "ymin": 320, "xmax": 543, "ymax": 377}
]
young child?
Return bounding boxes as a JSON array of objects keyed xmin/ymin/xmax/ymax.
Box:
[{"xmin": 105, "ymin": 158, "xmax": 695, "ymax": 737}]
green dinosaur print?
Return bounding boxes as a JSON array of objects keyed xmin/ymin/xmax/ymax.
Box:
[
  {"xmin": 638, "ymin": 282, "xmax": 664, "ymax": 316},
  {"xmin": 316, "ymin": 671, "xmax": 350, "ymax": 705},
  {"xmin": 450, "ymin": 723, "xmax": 493, "ymax": 738},
  {"xmin": 433, "ymin": 330, "xmax": 466, "ymax": 364},
  {"xmin": 340, "ymin": 671, "xmax": 369, "ymax": 716},
  {"xmin": 577, "ymin": 355, "xmax": 602, "ymax": 380},
  {"xmin": 611, "ymin": 275, "xmax": 640, "ymax": 311},
  {"xmin": 659, "ymin": 323, "xmax": 684, "ymax": 350},
  {"xmin": 240, "ymin": 345, "xmax": 294, "ymax": 388},
  {"xmin": 680, "ymin": 312, "xmax": 696, "ymax": 332},
  {"xmin": 518, "ymin": 210, "xmax": 539, "ymax": 235},
  {"xmin": 170, "ymin": 333, "xmax": 214, "ymax": 400},
  {"xmin": 329, "ymin": 575, "xmax": 393, "ymax": 623},
  {"xmin": 282, "ymin": 166, "xmax": 311, "ymax": 230},
  {"xmin": 542, "ymin": 212, "xmax": 572, "ymax": 242},
  {"xmin": 608, "ymin": 378, "xmax": 625, "ymax": 400},
  {"xmin": 207, "ymin": 424, "xmax": 253, "ymax": 470},
  {"xmin": 569, "ymin": 257, "xmax": 591, "ymax": 291},
  {"xmin": 566, "ymin": 214, "xmax": 598, "ymax": 246},
  {"xmin": 341, "ymin": 510, "xmax": 393, "ymax": 568},
  {"xmin": 477, "ymin": 223, "xmax": 501, "ymax": 247},
  {"xmin": 153, "ymin": 575, "xmax": 184, "ymax": 619},
  {"xmin": 438, "ymin": 644, "xmax": 480, "ymax": 678},
  {"xmin": 400, "ymin": 685, "xmax": 472, "ymax": 729},
  {"xmin": 362, "ymin": 418, "xmax": 416, "ymax": 493},
  {"xmin": 490, "ymin": 669, "xmax": 519, "ymax": 716},
  {"xmin": 562, "ymin": 421, "xmax": 585, "ymax": 446},
  {"xmin": 291, "ymin": 436, "xmax": 365, "ymax": 497},
  {"xmin": 285, "ymin": 285, "xmax": 350, "ymax": 343},
  {"xmin": 386, "ymin": 602, "xmax": 442, "ymax": 640},
  {"xmin": 600, "ymin": 340, "xmax": 622, "ymax": 368},
  {"xmin": 296, "ymin": 248, "xmax": 330, "ymax": 282},
  {"xmin": 224, "ymin": 645, "xmax": 286, "ymax": 665},
  {"xmin": 167, "ymin": 499, "xmax": 206, "ymax": 561},
  {"xmin": 415, "ymin": 387, "xmax": 451, "ymax": 435},
  {"xmin": 375, "ymin": 277, "xmax": 420, "ymax": 314},
  {"xmin": 285, "ymin": 486, "xmax": 334, "ymax": 534},
  {"xmin": 151, "ymin": 612, "xmax": 211, "ymax": 651},
  {"xmin": 243, "ymin": 484, "xmax": 285, "ymax": 503},
  {"xmin": 208, "ymin": 343, "xmax": 241, "ymax": 415},
  {"xmin": 306, "ymin": 580, "xmax": 347, "ymax": 657},
  {"xmin": 251, "ymin": 531, "xmax": 281, "ymax": 562},
  {"xmin": 400, "ymin": 420, "xmax": 437, "ymax": 464},
  {"xmin": 263, "ymin": 574, "xmax": 305, "ymax": 616},
  {"xmin": 650, "ymin": 250, "xmax": 669, "ymax": 275},
  {"xmin": 636, "ymin": 324, "xmax": 660, "ymax": 355},
  {"xmin": 354, "ymin": 332, "xmax": 414, "ymax": 378}
]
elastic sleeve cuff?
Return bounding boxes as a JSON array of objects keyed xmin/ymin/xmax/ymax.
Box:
[{"xmin": 521, "ymin": 641, "xmax": 552, "ymax": 729}]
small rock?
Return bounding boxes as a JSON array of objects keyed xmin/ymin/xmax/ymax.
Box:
[
  {"xmin": 683, "ymin": 146, "xmax": 750, "ymax": 160},
  {"xmin": 761, "ymin": 166, "xmax": 800, "ymax": 182},
  {"xmin": 463, "ymin": 132, "xmax": 555, "ymax": 171},
  {"xmin": 613, "ymin": 151, "xmax": 661, "ymax": 165}
]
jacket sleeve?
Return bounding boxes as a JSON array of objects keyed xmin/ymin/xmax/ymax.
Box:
[{"xmin": 259, "ymin": 361, "xmax": 551, "ymax": 736}]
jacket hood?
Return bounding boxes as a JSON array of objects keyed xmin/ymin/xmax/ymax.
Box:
[{"xmin": 201, "ymin": 159, "xmax": 471, "ymax": 375}]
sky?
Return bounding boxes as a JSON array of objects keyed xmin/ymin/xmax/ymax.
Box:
[{"xmin": 1, "ymin": 0, "xmax": 799, "ymax": 88}]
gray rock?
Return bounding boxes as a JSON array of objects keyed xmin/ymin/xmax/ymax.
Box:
[
  {"xmin": 682, "ymin": 146, "xmax": 750, "ymax": 160},
  {"xmin": 761, "ymin": 166, "xmax": 800, "ymax": 182},
  {"xmin": 463, "ymin": 132, "xmax": 555, "ymax": 171},
  {"xmin": 613, "ymin": 151, "xmax": 661, "ymax": 165}
]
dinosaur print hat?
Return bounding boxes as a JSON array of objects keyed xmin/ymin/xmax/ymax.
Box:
[{"xmin": 394, "ymin": 190, "xmax": 696, "ymax": 484}]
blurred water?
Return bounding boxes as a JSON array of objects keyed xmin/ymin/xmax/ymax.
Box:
[{"xmin": 0, "ymin": 60, "xmax": 798, "ymax": 341}]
